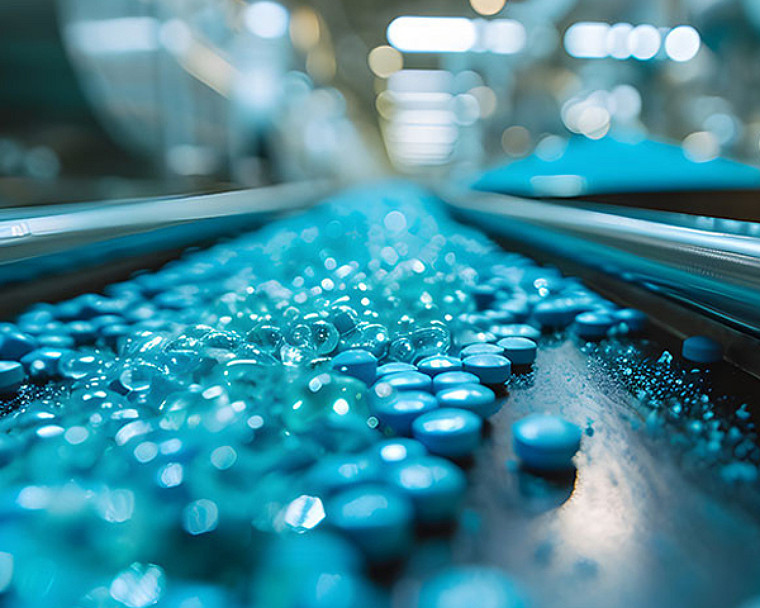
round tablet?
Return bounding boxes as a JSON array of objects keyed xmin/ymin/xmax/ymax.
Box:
[
  {"xmin": 682, "ymin": 336, "xmax": 722, "ymax": 364},
  {"xmin": 419, "ymin": 566, "xmax": 526, "ymax": 608},
  {"xmin": 20, "ymin": 348, "xmax": 70, "ymax": 383},
  {"xmin": 492, "ymin": 324, "xmax": 541, "ymax": 341},
  {"xmin": 371, "ymin": 391, "xmax": 438, "ymax": 435},
  {"xmin": 37, "ymin": 334, "xmax": 76, "ymax": 349},
  {"xmin": 512, "ymin": 414, "xmax": 582, "ymax": 472},
  {"xmin": 484, "ymin": 309, "xmax": 516, "ymax": 325},
  {"xmin": 573, "ymin": 312, "xmax": 615, "ymax": 340},
  {"xmin": 462, "ymin": 354, "xmax": 511, "ymax": 385},
  {"xmin": 381, "ymin": 371, "xmax": 433, "ymax": 393},
  {"xmin": 370, "ymin": 438, "xmax": 427, "ymax": 466},
  {"xmin": 0, "ymin": 332, "xmax": 37, "ymax": 361},
  {"xmin": 376, "ymin": 362, "xmax": 416, "ymax": 378},
  {"xmin": 327, "ymin": 485, "xmax": 414, "ymax": 561},
  {"xmin": 471, "ymin": 285, "xmax": 497, "ymax": 310},
  {"xmin": 615, "ymin": 308, "xmax": 646, "ymax": 333},
  {"xmin": 496, "ymin": 337, "xmax": 537, "ymax": 366},
  {"xmin": 417, "ymin": 355, "xmax": 462, "ymax": 377},
  {"xmin": 0, "ymin": 361, "xmax": 25, "ymax": 395},
  {"xmin": 412, "ymin": 408, "xmax": 483, "ymax": 458},
  {"xmin": 436, "ymin": 384, "xmax": 499, "ymax": 418},
  {"xmin": 497, "ymin": 299, "xmax": 531, "ymax": 322},
  {"xmin": 332, "ymin": 350, "xmax": 378, "ymax": 385},
  {"xmin": 460, "ymin": 343, "xmax": 504, "ymax": 358},
  {"xmin": 533, "ymin": 299, "xmax": 578, "ymax": 329},
  {"xmin": 433, "ymin": 371, "xmax": 481, "ymax": 393},
  {"xmin": 308, "ymin": 455, "xmax": 381, "ymax": 495},
  {"xmin": 386, "ymin": 456, "xmax": 466, "ymax": 523}
]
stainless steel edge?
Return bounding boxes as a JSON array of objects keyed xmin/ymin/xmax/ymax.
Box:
[{"xmin": 438, "ymin": 186, "xmax": 760, "ymax": 338}]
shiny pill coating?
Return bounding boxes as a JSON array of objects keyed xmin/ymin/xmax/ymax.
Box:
[
  {"xmin": 386, "ymin": 456, "xmax": 467, "ymax": 523},
  {"xmin": 436, "ymin": 384, "xmax": 499, "ymax": 418},
  {"xmin": 416, "ymin": 355, "xmax": 463, "ymax": 377},
  {"xmin": 380, "ymin": 371, "xmax": 433, "ymax": 393},
  {"xmin": 376, "ymin": 362, "xmax": 417, "ymax": 378},
  {"xmin": 496, "ymin": 337, "xmax": 537, "ymax": 366},
  {"xmin": 433, "ymin": 371, "xmax": 481, "ymax": 393},
  {"xmin": 460, "ymin": 342, "xmax": 504, "ymax": 357},
  {"xmin": 512, "ymin": 414, "xmax": 582, "ymax": 472},
  {"xmin": 573, "ymin": 312, "xmax": 615, "ymax": 340},
  {"xmin": 0, "ymin": 361, "xmax": 25, "ymax": 395},
  {"xmin": 419, "ymin": 566, "xmax": 526, "ymax": 608},
  {"xmin": 412, "ymin": 408, "xmax": 483, "ymax": 458},
  {"xmin": 331, "ymin": 349, "xmax": 378, "ymax": 385},
  {"xmin": 371, "ymin": 390, "xmax": 438, "ymax": 435},
  {"xmin": 462, "ymin": 354, "xmax": 512, "ymax": 385},
  {"xmin": 327, "ymin": 484, "xmax": 414, "ymax": 561}
]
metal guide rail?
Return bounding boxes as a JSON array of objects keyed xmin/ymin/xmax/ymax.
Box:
[
  {"xmin": 438, "ymin": 185, "xmax": 760, "ymax": 376},
  {"xmin": 0, "ymin": 180, "xmax": 334, "ymax": 311}
]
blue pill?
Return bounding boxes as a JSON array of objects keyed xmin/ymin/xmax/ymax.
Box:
[
  {"xmin": 573, "ymin": 312, "xmax": 615, "ymax": 340},
  {"xmin": 376, "ymin": 362, "xmax": 417, "ymax": 378},
  {"xmin": 497, "ymin": 299, "xmax": 531, "ymax": 322},
  {"xmin": 492, "ymin": 324, "xmax": 541, "ymax": 341},
  {"xmin": 417, "ymin": 355, "xmax": 462, "ymax": 377},
  {"xmin": 380, "ymin": 371, "xmax": 433, "ymax": 393},
  {"xmin": 472, "ymin": 285, "xmax": 497, "ymax": 310},
  {"xmin": 66, "ymin": 321, "xmax": 98, "ymax": 345},
  {"xmin": 36, "ymin": 334, "xmax": 76, "ymax": 349},
  {"xmin": 484, "ymin": 309, "xmax": 516, "ymax": 325},
  {"xmin": 332, "ymin": 349, "xmax": 378, "ymax": 385},
  {"xmin": 0, "ymin": 361, "xmax": 25, "ymax": 395},
  {"xmin": 682, "ymin": 336, "xmax": 722, "ymax": 364},
  {"xmin": 460, "ymin": 343, "xmax": 504, "ymax": 357},
  {"xmin": 412, "ymin": 408, "xmax": 483, "ymax": 458},
  {"xmin": 386, "ymin": 456, "xmax": 466, "ymax": 523},
  {"xmin": 20, "ymin": 348, "xmax": 69, "ymax": 383},
  {"xmin": 512, "ymin": 414, "xmax": 582, "ymax": 472},
  {"xmin": 496, "ymin": 337, "xmax": 537, "ymax": 366},
  {"xmin": 327, "ymin": 484, "xmax": 414, "ymax": 561},
  {"xmin": 533, "ymin": 299, "xmax": 579, "ymax": 329},
  {"xmin": 615, "ymin": 308, "xmax": 646, "ymax": 333},
  {"xmin": 371, "ymin": 390, "xmax": 438, "ymax": 435},
  {"xmin": 462, "ymin": 354, "xmax": 511, "ymax": 385},
  {"xmin": 0, "ymin": 332, "xmax": 37, "ymax": 361},
  {"xmin": 436, "ymin": 384, "xmax": 499, "ymax": 418},
  {"xmin": 370, "ymin": 438, "xmax": 427, "ymax": 466},
  {"xmin": 433, "ymin": 371, "xmax": 481, "ymax": 393},
  {"xmin": 100, "ymin": 324, "xmax": 132, "ymax": 350},
  {"xmin": 308, "ymin": 455, "xmax": 381, "ymax": 495},
  {"xmin": 419, "ymin": 566, "xmax": 526, "ymax": 608}
]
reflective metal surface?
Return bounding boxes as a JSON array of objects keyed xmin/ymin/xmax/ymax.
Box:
[{"xmin": 441, "ymin": 186, "xmax": 760, "ymax": 338}]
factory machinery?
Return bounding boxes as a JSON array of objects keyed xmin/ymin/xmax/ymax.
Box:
[{"xmin": 1, "ymin": 2, "xmax": 760, "ymax": 608}]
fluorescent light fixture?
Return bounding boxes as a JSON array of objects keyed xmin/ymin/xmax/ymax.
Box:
[
  {"xmin": 665, "ymin": 25, "xmax": 700, "ymax": 62},
  {"xmin": 628, "ymin": 24, "xmax": 660, "ymax": 60},
  {"xmin": 65, "ymin": 18, "xmax": 160, "ymax": 55},
  {"xmin": 244, "ymin": 1, "xmax": 289, "ymax": 40},
  {"xmin": 387, "ymin": 17, "xmax": 477, "ymax": 53},
  {"xmin": 564, "ymin": 22, "xmax": 610, "ymax": 58},
  {"xmin": 484, "ymin": 19, "xmax": 527, "ymax": 55}
]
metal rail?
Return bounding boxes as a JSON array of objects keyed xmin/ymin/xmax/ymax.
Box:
[
  {"xmin": 0, "ymin": 180, "xmax": 334, "ymax": 288},
  {"xmin": 440, "ymin": 186, "xmax": 760, "ymax": 338}
]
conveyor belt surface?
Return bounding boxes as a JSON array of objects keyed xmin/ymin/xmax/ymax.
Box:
[{"xmin": 0, "ymin": 182, "xmax": 757, "ymax": 608}]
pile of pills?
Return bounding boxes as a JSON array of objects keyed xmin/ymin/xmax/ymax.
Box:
[{"xmin": 0, "ymin": 183, "xmax": 659, "ymax": 607}]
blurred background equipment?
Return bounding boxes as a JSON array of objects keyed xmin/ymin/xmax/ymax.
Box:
[{"xmin": 3, "ymin": 0, "xmax": 760, "ymax": 188}]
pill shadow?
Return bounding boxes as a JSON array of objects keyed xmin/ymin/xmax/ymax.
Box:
[{"xmin": 514, "ymin": 465, "xmax": 578, "ymax": 514}]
